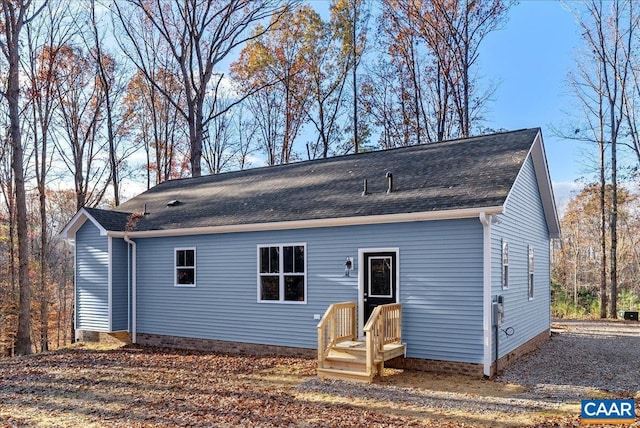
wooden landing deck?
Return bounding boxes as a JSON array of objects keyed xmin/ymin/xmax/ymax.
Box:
[
  {"xmin": 317, "ymin": 302, "xmax": 405, "ymax": 383},
  {"xmin": 317, "ymin": 339, "xmax": 406, "ymax": 382}
]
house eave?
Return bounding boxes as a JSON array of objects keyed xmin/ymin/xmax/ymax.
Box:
[
  {"xmin": 503, "ymin": 130, "xmax": 561, "ymax": 239},
  {"xmin": 60, "ymin": 208, "xmax": 109, "ymax": 240},
  {"xmin": 530, "ymin": 131, "xmax": 561, "ymax": 239},
  {"xmin": 107, "ymin": 206, "xmax": 504, "ymax": 238}
]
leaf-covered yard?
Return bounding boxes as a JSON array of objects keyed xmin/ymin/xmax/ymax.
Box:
[{"xmin": 0, "ymin": 343, "xmax": 596, "ymax": 427}]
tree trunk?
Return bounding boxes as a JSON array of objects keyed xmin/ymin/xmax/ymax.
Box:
[
  {"xmin": 599, "ymin": 139, "xmax": 607, "ymax": 318},
  {"xmin": 69, "ymin": 295, "xmax": 75, "ymax": 344},
  {"xmin": 462, "ymin": 0, "xmax": 470, "ymax": 137},
  {"xmin": 189, "ymin": 106, "xmax": 203, "ymax": 178},
  {"xmin": 106, "ymin": 88, "xmax": 119, "ymax": 205},
  {"xmin": 610, "ymin": 134, "xmax": 618, "ymax": 319},
  {"xmin": 352, "ymin": 0, "xmax": 358, "ymax": 154},
  {"xmin": 92, "ymin": 1, "xmax": 119, "ymax": 205},
  {"xmin": 39, "ymin": 183, "xmax": 48, "ymax": 352},
  {"xmin": 598, "ymin": 85, "xmax": 607, "ymax": 319},
  {"xmin": 6, "ymin": 13, "xmax": 32, "ymax": 354}
]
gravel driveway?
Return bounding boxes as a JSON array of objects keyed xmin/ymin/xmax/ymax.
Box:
[
  {"xmin": 298, "ymin": 320, "xmax": 640, "ymax": 417},
  {"xmin": 498, "ymin": 320, "xmax": 640, "ymax": 400}
]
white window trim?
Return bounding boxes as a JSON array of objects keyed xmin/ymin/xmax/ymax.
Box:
[
  {"xmin": 174, "ymin": 247, "xmax": 196, "ymax": 287},
  {"xmin": 502, "ymin": 240, "xmax": 509, "ymax": 290},
  {"xmin": 528, "ymin": 245, "xmax": 534, "ymax": 300},
  {"xmin": 256, "ymin": 243, "xmax": 307, "ymax": 304}
]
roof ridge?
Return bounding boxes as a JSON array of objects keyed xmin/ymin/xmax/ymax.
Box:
[{"xmin": 134, "ymin": 128, "xmax": 541, "ymax": 193}]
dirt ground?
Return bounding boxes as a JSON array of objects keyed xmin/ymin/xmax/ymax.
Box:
[{"xmin": 0, "ymin": 321, "xmax": 639, "ymax": 427}]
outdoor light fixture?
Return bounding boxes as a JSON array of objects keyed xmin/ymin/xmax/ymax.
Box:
[{"xmin": 344, "ymin": 257, "xmax": 354, "ymax": 277}]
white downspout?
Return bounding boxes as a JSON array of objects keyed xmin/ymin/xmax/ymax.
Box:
[
  {"xmin": 479, "ymin": 212, "xmax": 492, "ymax": 377},
  {"xmin": 123, "ymin": 234, "xmax": 137, "ymax": 344}
]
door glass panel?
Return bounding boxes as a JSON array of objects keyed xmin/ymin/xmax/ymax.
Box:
[{"xmin": 369, "ymin": 256, "xmax": 392, "ymax": 297}]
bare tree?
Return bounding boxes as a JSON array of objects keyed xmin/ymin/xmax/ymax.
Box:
[
  {"xmin": 202, "ymin": 92, "xmax": 236, "ymax": 174},
  {"xmin": 46, "ymin": 189, "xmax": 76, "ymax": 348},
  {"xmin": 231, "ymin": 6, "xmax": 318, "ymax": 164},
  {"xmin": 331, "ymin": 0, "xmax": 369, "ymax": 153},
  {"xmin": 377, "ymin": 4, "xmax": 428, "ymax": 145},
  {"xmin": 0, "ymin": 114, "xmax": 17, "ymax": 356},
  {"xmin": 88, "ymin": 0, "xmax": 121, "ymax": 205},
  {"xmin": 52, "ymin": 44, "xmax": 110, "ymax": 210},
  {"xmin": 24, "ymin": 0, "xmax": 76, "ymax": 352},
  {"xmin": 300, "ymin": 2, "xmax": 353, "ymax": 159},
  {"xmin": 232, "ymin": 103, "xmax": 258, "ymax": 171},
  {"xmin": 0, "ymin": 0, "xmax": 47, "ymax": 355},
  {"xmin": 389, "ymin": 0, "xmax": 512, "ymax": 139},
  {"xmin": 112, "ymin": 0, "xmax": 295, "ymax": 177},
  {"xmin": 569, "ymin": 0, "xmax": 637, "ymax": 318},
  {"xmin": 122, "ymin": 69, "xmax": 189, "ymax": 187},
  {"xmin": 360, "ymin": 56, "xmax": 416, "ymax": 148}
]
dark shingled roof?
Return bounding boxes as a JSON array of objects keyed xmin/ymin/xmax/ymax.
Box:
[
  {"xmin": 83, "ymin": 207, "xmax": 132, "ymax": 231},
  {"xmin": 92, "ymin": 128, "xmax": 542, "ymax": 232}
]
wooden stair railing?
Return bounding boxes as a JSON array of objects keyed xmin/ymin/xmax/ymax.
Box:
[
  {"xmin": 317, "ymin": 302, "xmax": 356, "ymax": 370},
  {"xmin": 317, "ymin": 302, "xmax": 404, "ymax": 382},
  {"xmin": 363, "ymin": 303, "xmax": 403, "ymax": 379}
]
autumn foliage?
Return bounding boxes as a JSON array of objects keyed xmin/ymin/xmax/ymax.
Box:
[{"xmin": 552, "ymin": 185, "xmax": 640, "ymax": 317}]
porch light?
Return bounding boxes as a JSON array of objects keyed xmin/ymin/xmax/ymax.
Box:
[{"xmin": 344, "ymin": 257, "xmax": 354, "ymax": 277}]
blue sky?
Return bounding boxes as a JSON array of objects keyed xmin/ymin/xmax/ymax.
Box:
[
  {"xmin": 118, "ymin": 1, "xmax": 588, "ymax": 210},
  {"xmin": 478, "ymin": 0, "xmax": 584, "ymax": 207},
  {"xmin": 307, "ymin": 0, "xmax": 586, "ymax": 209}
]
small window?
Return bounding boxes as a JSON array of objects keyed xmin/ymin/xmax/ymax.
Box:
[
  {"xmin": 258, "ymin": 244, "xmax": 306, "ymax": 303},
  {"xmin": 502, "ymin": 240, "xmax": 509, "ymax": 289},
  {"xmin": 528, "ymin": 246, "xmax": 534, "ymax": 299},
  {"xmin": 175, "ymin": 248, "xmax": 196, "ymax": 287}
]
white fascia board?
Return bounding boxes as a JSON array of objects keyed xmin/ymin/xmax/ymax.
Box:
[
  {"xmin": 107, "ymin": 206, "xmax": 504, "ymax": 239},
  {"xmin": 108, "ymin": 236, "xmax": 113, "ymax": 332},
  {"xmin": 530, "ymin": 132, "xmax": 561, "ymax": 239},
  {"xmin": 503, "ymin": 131, "xmax": 561, "ymax": 239},
  {"xmin": 60, "ymin": 208, "xmax": 109, "ymax": 239}
]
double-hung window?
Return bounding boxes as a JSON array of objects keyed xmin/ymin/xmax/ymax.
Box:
[
  {"xmin": 501, "ymin": 240, "xmax": 509, "ymax": 289},
  {"xmin": 258, "ymin": 244, "xmax": 306, "ymax": 303},
  {"xmin": 175, "ymin": 248, "xmax": 196, "ymax": 287},
  {"xmin": 528, "ymin": 246, "xmax": 534, "ymax": 299}
]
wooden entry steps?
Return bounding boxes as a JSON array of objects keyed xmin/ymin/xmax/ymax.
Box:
[
  {"xmin": 317, "ymin": 302, "xmax": 406, "ymax": 383},
  {"xmin": 317, "ymin": 339, "xmax": 406, "ymax": 382}
]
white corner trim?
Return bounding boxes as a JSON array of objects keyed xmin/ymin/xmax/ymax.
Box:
[
  {"xmin": 123, "ymin": 234, "xmax": 137, "ymax": 344},
  {"xmin": 73, "ymin": 238, "xmax": 78, "ymax": 338},
  {"xmin": 108, "ymin": 236, "xmax": 113, "ymax": 332},
  {"xmin": 479, "ymin": 212, "xmax": 492, "ymax": 377}
]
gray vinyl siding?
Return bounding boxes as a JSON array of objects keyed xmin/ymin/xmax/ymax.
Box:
[
  {"xmin": 491, "ymin": 155, "xmax": 551, "ymax": 360},
  {"xmin": 135, "ymin": 218, "xmax": 484, "ymax": 363},
  {"xmin": 76, "ymin": 221, "xmax": 109, "ymax": 331},
  {"xmin": 111, "ymin": 238, "xmax": 129, "ymax": 331}
]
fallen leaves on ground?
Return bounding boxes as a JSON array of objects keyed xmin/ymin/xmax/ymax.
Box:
[
  {"xmin": 0, "ymin": 344, "xmax": 592, "ymax": 427},
  {"xmin": 0, "ymin": 345, "xmax": 421, "ymax": 427}
]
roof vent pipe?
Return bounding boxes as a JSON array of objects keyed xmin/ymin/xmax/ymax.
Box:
[
  {"xmin": 362, "ymin": 179, "xmax": 368, "ymax": 196},
  {"xmin": 143, "ymin": 203, "xmax": 147, "ymax": 215},
  {"xmin": 386, "ymin": 172, "xmax": 393, "ymax": 194}
]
